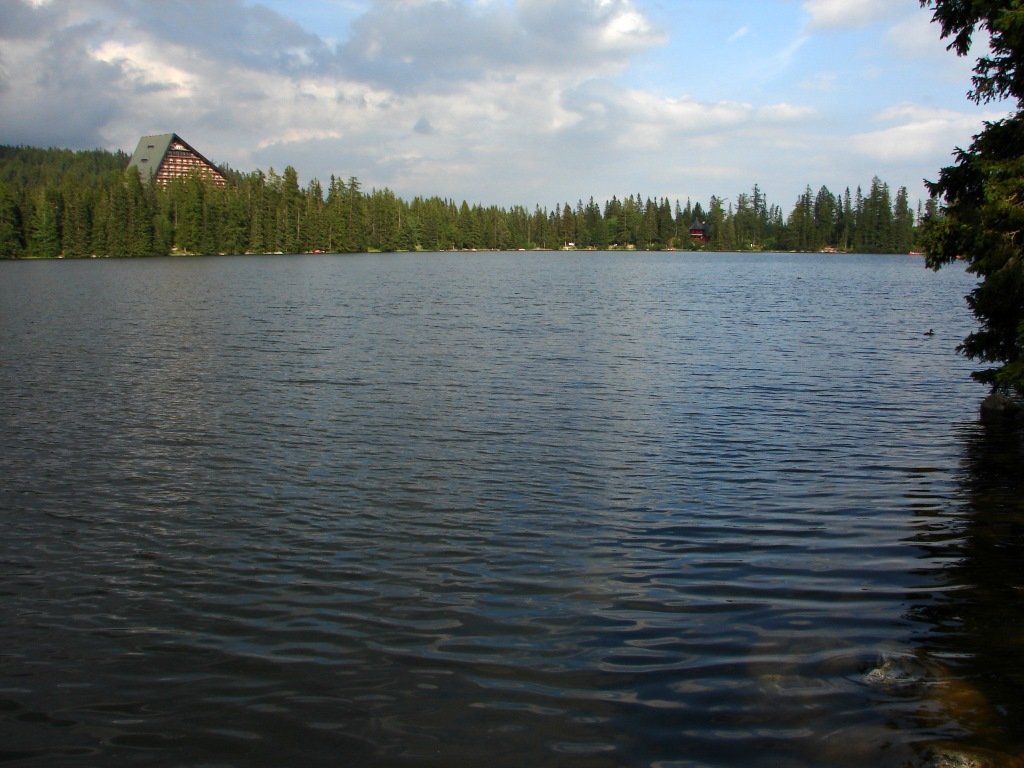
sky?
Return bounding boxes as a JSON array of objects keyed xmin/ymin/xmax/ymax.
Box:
[{"xmin": 0, "ymin": 0, "xmax": 1011, "ymax": 210}]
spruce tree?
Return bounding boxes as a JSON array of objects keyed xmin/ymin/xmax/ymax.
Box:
[
  {"xmin": 920, "ymin": 0, "xmax": 1024, "ymax": 396},
  {"xmin": 0, "ymin": 181, "xmax": 21, "ymax": 257},
  {"xmin": 27, "ymin": 187, "xmax": 61, "ymax": 258}
]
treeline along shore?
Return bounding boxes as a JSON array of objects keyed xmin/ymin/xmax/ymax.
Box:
[{"xmin": 0, "ymin": 144, "xmax": 931, "ymax": 258}]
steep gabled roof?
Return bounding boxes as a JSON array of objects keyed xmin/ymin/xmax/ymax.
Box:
[
  {"xmin": 127, "ymin": 133, "xmax": 225, "ymax": 185},
  {"xmin": 127, "ymin": 134, "xmax": 175, "ymax": 180}
]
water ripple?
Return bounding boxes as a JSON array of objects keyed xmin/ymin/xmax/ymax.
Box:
[{"xmin": 1, "ymin": 252, "xmax": 1007, "ymax": 767}]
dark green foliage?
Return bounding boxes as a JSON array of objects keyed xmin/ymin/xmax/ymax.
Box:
[
  {"xmin": 921, "ymin": 0, "xmax": 1024, "ymax": 105},
  {"xmin": 857, "ymin": 177, "xmax": 895, "ymax": 252},
  {"xmin": 26, "ymin": 187, "xmax": 61, "ymax": 259},
  {"xmin": 1, "ymin": 143, "xmax": 927, "ymax": 259},
  {"xmin": 919, "ymin": 0, "xmax": 1024, "ymax": 396},
  {"xmin": 0, "ymin": 145, "xmax": 129, "ymax": 188},
  {"xmin": 784, "ymin": 186, "xmax": 815, "ymax": 252},
  {"xmin": 0, "ymin": 181, "xmax": 24, "ymax": 257},
  {"xmin": 922, "ymin": 116, "xmax": 1024, "ymax": 393},
  {"xmin": 60, "ymin": 183, "xmax": 93, "ymax": 258}
]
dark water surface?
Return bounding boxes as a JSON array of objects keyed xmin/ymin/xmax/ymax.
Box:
[{"xmin": 2, "ymin": 252, "xmax": 1022, "ymax": 767}]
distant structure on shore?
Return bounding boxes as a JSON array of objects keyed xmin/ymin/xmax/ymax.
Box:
[
  {"xmin": 127, "ymin": 133, "xmax": 226, "ymax": 187},
  {"xmin": 688, "ymin": 220, "xmax": 709, "ymax": 243}
]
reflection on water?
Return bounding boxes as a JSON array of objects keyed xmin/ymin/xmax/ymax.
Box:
[
  {"xmin": 906, "ymin": 420, "xmax": 1024, "ymax": 766},
  {"xmin": 0, "ymin": 252, "xmax": 1020, "ymax": 767}
]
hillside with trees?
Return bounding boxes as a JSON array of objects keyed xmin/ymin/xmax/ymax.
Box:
[{"xmin": 0, "ymin": 144, "xmax": 929, "ymax": 258}]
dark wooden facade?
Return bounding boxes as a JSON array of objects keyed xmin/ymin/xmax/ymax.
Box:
[{"xmin": 128, "ymin": 134, "xmax": 226, "ymax": 187}]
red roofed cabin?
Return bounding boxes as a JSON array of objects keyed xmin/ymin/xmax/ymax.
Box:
[
  {"xmin": 688, "ymin": 220, "xmax": 709, "ymax": 243},
  {"xmin": 128, "ymin": 133, "xmax": 227, "ymax": 187}
]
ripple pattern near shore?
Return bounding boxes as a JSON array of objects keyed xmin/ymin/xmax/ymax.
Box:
[{"xmin": 0, "ymin": 252, "xmax": 986, "ymax": 767}]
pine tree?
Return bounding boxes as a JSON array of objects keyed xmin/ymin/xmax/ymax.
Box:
[
  {"xmin": 90, "ymin": 185, "xmax": 109, "ymax": 256},
  {"xmin": 920, "ymin": 0, "xmax": 1024, "ymax": 395},
  {"xmin": 281, "ymin": 166, "xmax": 302, "ymax": 253},
  {"xmin": 530, "ymin": 205, "xmax": 548, "ymax": 249},
  {"xmin": 344, "ymin": 176, "xmax": 366, "ymax": 252},
  {"xmin": 658, "ymin": 198, "xmax": 675, "ymax": 248},
  {"xmin": 707, "ymin": 196, "xmax": 727, "ymax": 249},
  {"xmin": 584, "ymin": 197, "xmax": 606, "ymax": 248},
  {"xmin": 603, "ymin": 196, "xmax": 623, "ymax": 247},
  {"xmin": 0, "ymin": 180, "xmax": 21, "ymax": 257},
  {"xmin": 839, "ymin": 187, "xmax": 854, "ymax": 251},
  {"xmin": 813, "ymin": 186, "xmax": 837, "ymax": 249},
  {"xmin": 734, "ymin": 192, "xmax": 755, "ymax": 249},
  {"xmin": 124, "ymin": 169, "xmax": 154, "ymax": 257},
  {"xmin": 60, "ymin": 183, "xmax": 92, "ymax": 257},
  {"xmin": 784, "ymin": 187, "xmax": 815, "ymax": 251},
  {"xmin": 27, "ymin": 187, "xmax": 60, "ymax": 258},
  {"xmin": 860, "ymin": 177, "xmax": 894, "ymax": 252},
  {"xmin": 892, "ymin": 186, "xmax": 915, "ymax": 254},
  {"xmin": 304, "ymin": 179, "xmax": 325, "ymax": 251}
]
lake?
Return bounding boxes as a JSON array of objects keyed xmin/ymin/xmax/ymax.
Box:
[{"xmin": 1, "ymin": 251, "xmax": 1022, "ymax": 767}]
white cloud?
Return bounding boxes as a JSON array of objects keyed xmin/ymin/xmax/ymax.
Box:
[
  {"xmin": 884, "ymin": 13, "xmax": 944, "ymax": 58},
  {"xmin": 762, "ymin": 35, "xmax": 809, "ymax": 80},
  {"xmin": 257, "ymin": 127, "xmax": 344, "ymax": 150},
  {"xmin": 883, "ymin": 10, "xmax": 991, "ymax": 88},
  {"xmin": 0, "ymin": 0, "xmax": 826, "ymax": 206},
  {"xmin": 757, "ymin": 103, "xmax": 816, "ymax": 122},
  {"xmin": 850, "ymin": 104, "xmax": 1001, "ymax": 161},
  {"xmin": 336, "ymin": 0, "xmax": 665, "ymax": 91},
  {"xmin": 800, "ymin": 72, "xmax": 837, "ymax": 92},
  {"xmin": 593, "ymin": 4, "xmax": 660, "ymax": 50},
  {"xmin": 802, "ymin": 0, "xmax": 896, "ymax": 30},
  {"xmin": 0, "ymin": 0, "xmax": 995, "ymax": 211},
  {"xmin": 728, "ymin": 26, "xmax": 750, "ymax": 43},
  {"xmin": 92, "ymin": 41, "xmax": 197, "ymax": 98}
]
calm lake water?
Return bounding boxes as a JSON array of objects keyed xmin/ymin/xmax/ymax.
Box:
[{"xmin": 1, "ymin": 251, "xmax": 1022, "ymax": 767}]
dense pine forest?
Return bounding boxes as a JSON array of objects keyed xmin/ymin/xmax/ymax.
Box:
[{"xmin": 0, "ymin": 144, "xmax": 931, "ymax": 258}]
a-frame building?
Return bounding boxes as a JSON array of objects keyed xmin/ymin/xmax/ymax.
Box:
[{"xmin": 128, "ymin": 133, "xmax": 227, "ymax": 187}]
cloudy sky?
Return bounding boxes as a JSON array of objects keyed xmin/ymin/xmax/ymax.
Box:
[{"xmin": 0, "ymin": 0, "xmax": 1009, "ymax": 209}]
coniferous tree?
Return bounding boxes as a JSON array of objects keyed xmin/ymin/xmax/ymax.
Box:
[
  {"xmin": 859, "ymin": 176, "xmax": 894, "ymax": 252},
  {"xmin": 839, "ymin": 188, "xmax": 854, "ymax": 251},
  {"xmin": 220, "ymin": 184, "xmax": 249, "ymax": 254},
  {"xmin": 177, "ymin": 174, "xmax": 206, "ymax": 253},
  {"xmin": 325, "ymin": 175, "xmax": 345, "ymax": 252},
  {"xmin": 920, "ymin": 0, "xmax": 1024, "ymax": 396},
  {"xmin": 852, "ymin": 186, "xmax": 866, "ymax": 250},
  {"xmin": 529, "ymin": 205, "xmax": 548, "ymax": 249},
  {"xmin": 281, "ymin": 166, "xmax": 302, "ymax": 252},
  {"xmin": 751, "ymin": 183, "xmax": 767, "ymax": 247},
  {"xmin": 707, "ymin": 196, "xmax": 727, "ymax": 249},
  {"xmin": 813, "ymin": 186, "xmax": 837, "ymax": 249},
  {"xmin": 639, "ymin": 195, "xmax": 651, "ymax": 244},
  {"xmin": 27, "ymin": 187, "xmax": 60, "ymax": 258},
  {"xmin": 90, "ymin": 184, "xmax": 109, "ymax": 256},
  {"xmin": 785, "ymin": 187, "xmax": 815, "ymax": 251},
  {"xmin": 734, "ymin": 192, "xmax": 756, "ymax": 249},
  {"xmin": 343, "ymin": 176, "xmax": 366, "ymax": 252},
  {"xmin": 303, "ymin": 179, "xmax": 325, "ymax": 251},
  {"xmin": 583, "ymin": 197, "xmax": 606, "ymax": 248},
  {"xmin": 603, "ymin": 197, "xmax": 622, "ymax": 246},
  {"xmin": 892, "ymin": 186, "xmax": 915, "ymax": 254},
  {"xmin": 1, "ymin": 143, "xmax": 939, "ymax": 260},
  {"xmin": 657, "ymin": 198, "xmax": 675, "ymax": 248},
  {"xmin": 124, "ymin": 169, "xmax": 155, "ymax": 257},
  {"xmin": 60, "ymin": 182, "xmax": 92, "ymax": 257},
  {"xmin": 0, "ymin": 180, "xmax": 22, "ymax": 256}
]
